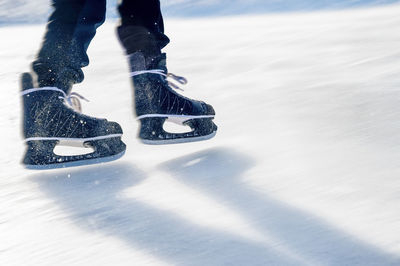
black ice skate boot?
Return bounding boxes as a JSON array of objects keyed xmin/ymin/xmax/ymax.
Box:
[
  {"xmin": 21, "ymin": 73, "xmax": 126, "ymax": 169},
  {"xmin": 128, "ymin": 52, "xmax": 218, "ymax": 144}
]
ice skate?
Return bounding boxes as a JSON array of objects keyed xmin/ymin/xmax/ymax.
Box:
[
  {"xmin": 21, "ymin": 73, "xmax": 126, "ymax": 169},
  {"xmin": 129, "ymin": 52, "xmax": 217, "ymax": 144}
]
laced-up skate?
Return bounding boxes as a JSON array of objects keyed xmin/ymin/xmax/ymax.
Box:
[
  {"xmin": 21, "ymin": 73, "xmax": 126, "ymax": 169},
  {"xmin": 129, "ymin": 52, "xmax": 217, "ymax": 144}
]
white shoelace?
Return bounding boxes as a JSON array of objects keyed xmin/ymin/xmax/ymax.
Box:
[
  {"xmin": 21, "ymin": 87, "xmax": 89, "ymax": 112},
  {"xmin": 130, "ymin": 69, "xmax": 188, "ymax": 91}
]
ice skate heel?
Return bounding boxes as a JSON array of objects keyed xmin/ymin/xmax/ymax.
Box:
[
  {"xmin": 23, "ymin": 140, "xmax": 58, "ymax": 167},
  {"xmin": 138, "ymin": 116, "xmax": 217, "ymax": 145}
]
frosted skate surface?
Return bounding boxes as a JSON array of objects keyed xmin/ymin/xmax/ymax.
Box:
[{"xmin": 1, "ymin": 3, "xmax": 400, "ymax": 265}]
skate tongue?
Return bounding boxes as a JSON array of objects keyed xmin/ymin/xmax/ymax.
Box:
[
  {"xmin": 129, "ymin": 52, "xmax": 168, "ymax": 72},
  {"xmin": 129, "ymin": 52, "xmax": 147, "ymax": 71}
]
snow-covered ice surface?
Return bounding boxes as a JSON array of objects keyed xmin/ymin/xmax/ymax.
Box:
[{"xmin": 1, "ymin": 3, "xmax": 400, "ymax": 266}]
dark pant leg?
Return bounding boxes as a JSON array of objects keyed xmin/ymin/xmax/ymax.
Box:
[
  {"xmin": 117, "ymin": 0, "xmax": 170, "ymax": 57},
  {"xmin": 33, "ymin": 0, "xmax": 106, "ymax": 92}
]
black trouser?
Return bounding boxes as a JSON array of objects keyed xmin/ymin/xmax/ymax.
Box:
[{"xmin": 33, "ymin": 0, "xmax": 170, "ymax": 92}]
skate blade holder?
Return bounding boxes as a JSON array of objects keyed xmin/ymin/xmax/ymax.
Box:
[
  {"xmin": 137, "ymin": 114, "xmax": 217, "ymax": 145},
  {"xmin": 164, "ymin": 116, "xmax": 195, "ymax": 133},
  {"xmin": 139, "ymin": 114, "xmax": 215, "ymax": 134},
  {"xmin": 53, "ymin": 139, "xmax": 95, "ymax": 156},
  {"xmin": 23, "ymin": 135, "xmax": 126, "ymax": 169}
]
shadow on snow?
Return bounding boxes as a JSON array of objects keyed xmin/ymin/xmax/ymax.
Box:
[{"xmin": 31, "ymin": 147, "xmax": 399, "ymax": 265}]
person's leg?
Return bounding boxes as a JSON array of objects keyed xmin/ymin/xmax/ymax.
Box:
[
  {"xmin": 117, "ymin": 0, "xmax": 169, "ymax": 58},
  {"xmin": 116, "ymin": 0, "xmax": 217, "ymax": 144},
  {"xmin": 32, "ymin": 0, "xmax": 107, "ymax": 93}
]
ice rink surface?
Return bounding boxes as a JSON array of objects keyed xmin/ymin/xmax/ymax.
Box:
[{"xmin": 1, "ymin": 3, "xmax": 400, "ymax": 265}]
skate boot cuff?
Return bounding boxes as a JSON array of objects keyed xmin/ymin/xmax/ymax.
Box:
[
  {"xmin": 117, "ymin": 25, "xmax": 161, "ymax": 59},
  {"xmin": 32, "ymin": 63, "xmax": 84, "ymax": 94}
]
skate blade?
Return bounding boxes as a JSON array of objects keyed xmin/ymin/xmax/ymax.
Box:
[
  {"xmin": 24, "ymin": 150, "xmax": 126, "ymax": 170},
  {"xmin": 140, "ymin": 131, "xmax": 217, "ymax": 145}
]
